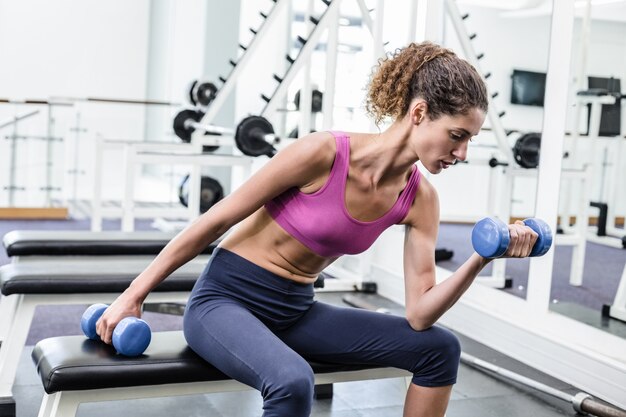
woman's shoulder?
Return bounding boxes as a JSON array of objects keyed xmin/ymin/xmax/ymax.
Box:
[
  {"xmin": 402, "ymin": 172, "xmax": 439, "ymax": 226},
  {"xmin": 415, "ymin": 173, "xmax": 437, "ymax": 202},
  {"xmin": 287, "ymin": 130, "xmax": 338, "ymax": 162}
]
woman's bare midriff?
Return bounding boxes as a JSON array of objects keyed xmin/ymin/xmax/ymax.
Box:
[{"xmin": 218, "ymin": 207, "xmax": 338, "ymax": 284}]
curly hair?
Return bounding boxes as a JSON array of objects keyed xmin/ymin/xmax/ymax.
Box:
[{"xmin": 366, "ymin": 42, "xmax": 489, "ymax": 125}]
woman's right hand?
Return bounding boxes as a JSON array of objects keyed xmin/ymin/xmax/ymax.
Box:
[{"xmin": 95, "ymin": 290, "xmax": 143, "ymax": 345}]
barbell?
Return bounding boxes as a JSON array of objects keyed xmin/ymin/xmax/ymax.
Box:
[
  {"xmin": 173, "ymin": 110, "xmax": 278, "ymax": 158},
  {"xmin": 484, "ymin": 132, "xmax": 542, "ymax": 169}
]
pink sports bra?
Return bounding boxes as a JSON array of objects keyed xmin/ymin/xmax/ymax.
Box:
[{"xmin": 264, "ymin": 131, "xmax": 421, "ymax": 257}]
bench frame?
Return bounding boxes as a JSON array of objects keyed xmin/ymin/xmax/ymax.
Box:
[
  {"xmin": 37, "ymin": 368, "xmax": 411, "ymax": 417},
  {"xmin": 0, "ymin": 291, "xmax": 189, "ymax": 401}
]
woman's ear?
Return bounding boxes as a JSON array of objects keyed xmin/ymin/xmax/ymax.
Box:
[{"xmin": 410, "ymin": 100, "xmax": 428, "ymax": 125}]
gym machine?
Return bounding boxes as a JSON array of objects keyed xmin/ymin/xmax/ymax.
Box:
[{"xmin": 572, "ymin": 90, "xmax": 625, "ymax": 249}]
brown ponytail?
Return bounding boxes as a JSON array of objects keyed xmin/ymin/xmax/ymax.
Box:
[{"xmin": 366, "ymin": 41, "xmax": 488, "ymax": 125}]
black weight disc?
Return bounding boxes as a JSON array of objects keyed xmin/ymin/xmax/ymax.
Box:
[
  {"xmin": 173, "ymin": 108, "xmax": 205, "ymax": 143},
  {"xmin": 234, "ymin": 115, "xmax": 277, "ymax": 157},
  {"xmin": 178, "ymin": 174, "xmax": 224, "ymax": 213},
  {"xmin": 294, "ymin": 89, "xmax": 323, "ymax": 113},
  {"xmin": 194, "ymin": 82, "xmax": 218, "ymax": 107},
  {"xmin": 187, "ymin": 80, "xmax": 198, "ymax": 105},
  {"xmin": 513, "ymin": 132, "xmax": 541, "ymax": 169}
]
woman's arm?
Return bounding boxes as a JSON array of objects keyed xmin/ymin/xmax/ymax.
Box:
[
  {"xmin": 402, "ymin": 178, "xmax": 536, "ymax": 331},
  {"xmin": 96, "ymin": 132, "xmax": 336, "ymax": 343}
]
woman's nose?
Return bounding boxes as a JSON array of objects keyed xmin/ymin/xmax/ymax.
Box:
[{"xmin": 452, "ymin": 141, "xmax": 468, "ymax": 161}]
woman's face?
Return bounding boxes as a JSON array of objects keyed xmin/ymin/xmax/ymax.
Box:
[{"xmin": 414, "ymin": 107, "xmax": 486, "ymax": 175}]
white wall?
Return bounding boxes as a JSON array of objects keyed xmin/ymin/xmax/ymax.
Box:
[
  {"xmin": 0, "ymin": 0, "xmax": 242, "ymax": 208},
  {"xmin": 0, "ymin": 1, "xmax": 150, "ymax": 99},
  {"xmin": 0, "ymin": 0, "xmax": 151, "ymax": 207}
]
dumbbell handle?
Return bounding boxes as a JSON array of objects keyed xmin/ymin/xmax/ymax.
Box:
[{"xmin": 185, "ymin": 119, "xmax": 277, "ymax": 142}]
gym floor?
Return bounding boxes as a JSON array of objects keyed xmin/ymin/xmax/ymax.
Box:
[{"xmin": 2, "ymin": 218, "xmax": 625, "ymax": 416}]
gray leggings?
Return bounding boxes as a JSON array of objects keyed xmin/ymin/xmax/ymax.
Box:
[{"xmin": 183, "ymin": 248, "xmax": 460, "ymax": 417}]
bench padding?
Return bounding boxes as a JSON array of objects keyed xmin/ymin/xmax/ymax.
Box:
[
  {"xmin": 32, "ymin": 331, "xmax": 387, "ymax": 394},
  {"xmin": 0, "ymin": 262, "xmax": 203, "ymax": 296},
  {"xmin": 3, "ymin": 230, "xmax": 218, "ymax": 257}
]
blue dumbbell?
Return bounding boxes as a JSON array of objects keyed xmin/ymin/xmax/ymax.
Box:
[
  {"xmin": 80, "ymin": 303, "xmax": 151, "ymax": 357},
  {"xmin": 471, "ymin": 217, "xmax": 553, "ymax": 259}
]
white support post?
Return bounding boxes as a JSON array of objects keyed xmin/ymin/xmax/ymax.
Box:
[
  {"xmin": 187, "ymin": 163, "xmax": 202, "ymax": 221},
  {"xmin": 561, "ymin": 0, "xmax": 591, "ymax": 232},
  {"xmin": 121, "ymin": 144, "xmax": 136, "ymax": 232},
  {"xmin": 492, "ymin": 166, "xmax": 514, "ymax": 287},
  {"xmin": 278, "ymin": 0, "xmax": 294, "ymax": 137},
  {"xmin": 417, "ymin": 0, "xmax": 445, "ymax": 43},
  {"xmin": 586, "ymin": 96, "xmax": 610, "ymax": 201},
  {"xmin": 355, "ymin": 0, "xmax": 374, "ymax": 35},
  {"xmin": 479, "ymin": 164, "xmax": 512, "ymax": 288},
  {"xmin": 368, "ymin": 0, "xmax": 385, "ymax": 133},
  {"xmin": 567, "ymin": 167, "xmax": 592, "ymax": 286},
  {"xmin": 605, "ymin": 263, "xmax": 626, "ymax": 322},
  {"xmin": 44, "ymin": 105, "xmax": 55, "ymax": 206},
  {"xmin": 321, "ymin": 3, "xmax": 339, "ymax": 131},
  {"xmin": 0, "ymin": 295, "xmax": 36, "ymax": 399},
  {"xmin": 407, "ymin": 0, "xmax": 419, "ymax": 44},
  {"xmin": 90, "ymin": 134, "xmax": 104, "ymax": 232},
  {"xmin": 372, "ymin": 0, "xmax": 385, "ymax": 62},
  {"xmin": 526, "ymin": 0, "xmax": 575, "ymax": 310},
  {"xmin": 37, "ymin": 391, "xmax": 79, "ymax": 417},
  {"xmin": 0, "ymin": 294, "xmax": 18, "ymax": 344},
  {"xmin": 605, "ymin": 137, "xmax": 624, "ymax": 236},
  {"xmin": 297, "ymin": 0, "xmax": 316, "ymax": 136}
]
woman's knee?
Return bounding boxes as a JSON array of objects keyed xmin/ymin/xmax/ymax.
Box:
[
  {"xmin": 263, "ymin": 363, "xmax": 315, "ymax": 413},
  {"xmin": 431, "ymin": 326, "xmax": 461, "ymax": 360},
  {"xmin": 409, "ymin": 326, "xmax": 461, "ymax": 386}
]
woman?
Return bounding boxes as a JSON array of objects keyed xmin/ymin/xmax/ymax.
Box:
[{"xmin": 97, "ymin": 41, "xmax": 538, "ymax": 417}]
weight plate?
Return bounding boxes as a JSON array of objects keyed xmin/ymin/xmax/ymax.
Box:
[
  {"xmin": 513, "ymin": 132, "xmax": 541, "ymax": 169},
  {"xmin": 235, "ymin": 115, "xmax": 276, "ymax": 157},
  {"xmin": 178, "ymin": 174, "xmax": 224, "ymax": 213},
  {"xmin": 173, "ymin": 108, "xmax": 205, "ymax": 143}
]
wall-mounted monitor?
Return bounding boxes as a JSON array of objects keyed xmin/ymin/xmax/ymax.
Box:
[{"xmin": 510, "ymin": 69, "xmax": 546, "ymax": 107}]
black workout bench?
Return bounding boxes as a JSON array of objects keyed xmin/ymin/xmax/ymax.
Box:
[
  {"xmin": 31, "ymin": 331, "xmax": 410, "ymax": 417},
  {"xmin": 0, "ymin": 261, "xmax": 202, "ymax": 415},
  {"xmin": 0, "ymin": 232, "xmax": 220, "ymax": 417},
  {"xmin": 2, "ymin": 230, "xmax": 216, "ymax": 261}
]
